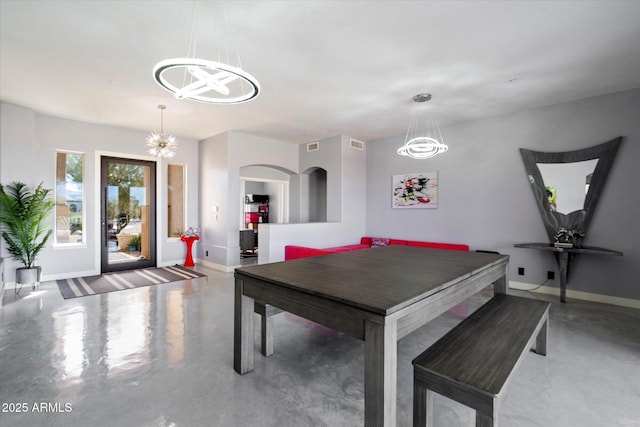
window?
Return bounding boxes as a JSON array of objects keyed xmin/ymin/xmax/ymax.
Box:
[
  {"xmin": 167, "ymin": 164, "xmax": 185, "ymax": 237},
  {"xmin": 55, "ymin": 151, "xmax": 84, "ymax": 244}
]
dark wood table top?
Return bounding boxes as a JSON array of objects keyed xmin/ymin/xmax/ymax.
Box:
[{"xmin": 235, "ymin": 245, "xmax": 508, "ymax": 316}]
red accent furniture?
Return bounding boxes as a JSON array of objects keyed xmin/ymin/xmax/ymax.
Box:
[
  {"xmin": 181, "ymin": 235, "xmax": 199, "ymax": 267},
  {"xmin": 284, "ymin": 237, "xmax": 471, "ymax": 320},
  {"xmin": 285, "ymin": 236, "xmax": 469, "ymax": 260}
]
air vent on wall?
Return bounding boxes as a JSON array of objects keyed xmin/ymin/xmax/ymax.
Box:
[
  {"xmin": 307, "ymin": 141, "xmax": 319, "ymax": 152},
  {"xmin": 350, "ymin": 139, "xmax": 364, "ymax": 150}
]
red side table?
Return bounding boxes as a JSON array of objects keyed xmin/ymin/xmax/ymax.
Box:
[{"xmin": 180, "ymin": 235, "xmax": 199, "ymax": 267}]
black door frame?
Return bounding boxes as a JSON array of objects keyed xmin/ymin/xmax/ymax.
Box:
[{"xmin": 100, "ymin": 156, "xmax": 157, "ymax": 273}]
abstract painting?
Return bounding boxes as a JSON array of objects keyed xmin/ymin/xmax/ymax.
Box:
[{"xmin": 392, "ymin": 172, "xmax": 438, "ymax": 209}]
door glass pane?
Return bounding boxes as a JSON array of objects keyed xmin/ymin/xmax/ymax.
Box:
[{"xmin": 106, "ymin": 161, "xmax": 152, "ymax": 267}]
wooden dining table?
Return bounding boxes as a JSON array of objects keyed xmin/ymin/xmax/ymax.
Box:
[{"xmin": 234, "ymin": 245, "xmax": 509, "ymax": 427}]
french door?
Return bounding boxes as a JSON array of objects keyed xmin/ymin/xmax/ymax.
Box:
[{"xmin": 101, "ymin": 156, "xmax": 156, "ymax": 273}]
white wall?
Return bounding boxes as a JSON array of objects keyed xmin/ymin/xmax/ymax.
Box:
[
  {"xmin": 197, "ymin": 131, "xmax": 230, "ymax": 268},
  {"xmin": 198, "ymin": 131, "xmax": 299, "ymax": 270},
  {"xmin": 366, "ymin": 89, "xmax": 640, "ymax": 301},
  {"xmin": 299, "ymin": 135, "xmax": 343, "ymax": 221},
  {"xmin": 0, "ymin": 102, "xmax": 200, "ymax": 281},
  {"xmin": 260, "ymin": 135, "xmax": 367, "ymax": 263},
  {"xmin": 197, "ymin": 133, "xmax": 367, "ymax": 265}
]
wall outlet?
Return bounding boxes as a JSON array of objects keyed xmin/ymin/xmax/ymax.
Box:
[
  {"xmin": 547, "ymin": 271, "xmax": 555, "ymax": 280},
  {"xmin": 518, "ymin": 267, "xmax": 525, "ymax": 276}
]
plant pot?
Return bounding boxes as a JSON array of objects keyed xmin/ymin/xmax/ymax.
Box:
[{"xmin": 16, "ymin": 266, "xmax": 42, "ymax": 291}]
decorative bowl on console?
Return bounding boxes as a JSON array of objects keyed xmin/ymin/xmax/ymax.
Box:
[{"xmin": 553, "ymin": 228, "xmax": 585, "ymax": 248}]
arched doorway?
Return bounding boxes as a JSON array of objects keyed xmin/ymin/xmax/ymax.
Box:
[{"xmin": 304, "ymin": 167, "xmax": 327, "ymax": 222}]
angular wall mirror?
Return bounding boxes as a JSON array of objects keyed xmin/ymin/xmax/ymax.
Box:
[
  {"xmin": 537, "ymin": 159, "xmax": 597, "ymax": 214},
  {"xmin": 519, "ymin": 137, "xmax": 622, "ymax": 244}
]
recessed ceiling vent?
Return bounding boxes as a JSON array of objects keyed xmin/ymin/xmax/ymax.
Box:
[
  {"xmin": 307, "ymin": 141, "xmax": 319, "ymax": 152},
  {"xmin": 350, "ymin": 139, "xmax": 364, "ymax": 150}
]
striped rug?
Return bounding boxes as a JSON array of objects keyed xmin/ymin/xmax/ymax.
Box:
[{"xmin": 56, "ymin": 265, "xmax": 207, "ymax": 299}]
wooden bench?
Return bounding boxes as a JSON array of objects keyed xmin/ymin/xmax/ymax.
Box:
[
  {"xmin": 412, "ymin": 294, "xmax": 550, "ymax": 427},
  {"xmin": 254, "ymin": 302, "xmax": 282, "ymax": 356}
]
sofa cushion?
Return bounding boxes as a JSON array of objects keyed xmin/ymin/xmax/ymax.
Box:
[
  {"xmin": 326, "ymin": 244, "xmax": 370, "ymax": 252},
  {"xmin": 361, "ymin": 237, "xmax": 409, "ymax": 246},
  {"xmin": 360, "ymin": 237, "xmax": 373, "ymax": 246},
  {"xmin": 407, "ymin": 240, "xmax": 469, "ymax": 251},
  {"xmin": 371, "ymin": 238, "xmax": 390, "ymax": 247},
  {"xmin": 389, "ymin": 239, "xmax": 409, "ymax": 246},
  {"xmin": 284, "ymin": 245, "xmax": 333, "ymax": 260},
  {"xmin": 286, "ymin": 238, "xmax": 469, "ymax": 261}
]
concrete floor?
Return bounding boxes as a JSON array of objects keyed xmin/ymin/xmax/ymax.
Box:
[{"xmin": 1, "ymin": 265, "xmax": 639, "ymax": 427}]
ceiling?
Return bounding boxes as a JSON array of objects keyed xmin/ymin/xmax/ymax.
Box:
[{"xmin": 2, "ymin": 0, "xmax": 640, "ymax": 144}]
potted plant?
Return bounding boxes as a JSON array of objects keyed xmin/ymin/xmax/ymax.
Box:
[
  {"xmin": 128, "ymin": 234, "xmax": 141, "ymax": 252},
  {"xmin": 0, "ymin": 181, "xmax": 55, "ymax": 291}
]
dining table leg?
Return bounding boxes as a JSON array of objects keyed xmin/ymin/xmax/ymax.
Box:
[
  {"xmin": 234, "ymin": 277, "xmax": 255, "ymax": 374},
  {"xmin": 364, "ymin": 319, "xmax": 398, "ymax": 427}
]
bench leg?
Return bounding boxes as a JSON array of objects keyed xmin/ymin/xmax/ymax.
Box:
[
  {"xmin": 413, "ymin": 380, "xmax": 434, "ymax": 427},
  {"xmin": 534, "ymin": 317, "xmax": 548, "ymax": 356},
  {"xmin": 261, "ymin": 312, "xmax": 274, "ymax": 356},
  {"xmin": 254, "ymin": 302, "xmax": 277, "ymax": 357}
]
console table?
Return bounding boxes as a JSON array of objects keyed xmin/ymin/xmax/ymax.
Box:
[{"xmin": 514, "ymin": 243, "xmax": 623, "ymax": 303}]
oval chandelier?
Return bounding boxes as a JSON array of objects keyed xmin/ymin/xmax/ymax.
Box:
[
  {"xmin": 153, "ymin": 58, "xmax": 260, "ymax": 104},
  {"xmin": 146, "ymin": 105, "xmax": 177, "ymax": 158},
  {"xmin": 397, "ymin": 93, "xmax": 448, "ymax": 159},
  {"xmin": 153, "ymin": 2, "xmax": 260, "ymax": 105}
]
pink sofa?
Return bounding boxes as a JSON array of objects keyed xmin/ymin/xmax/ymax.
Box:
[
  {"xmin": 285, "ymin": 236, "xmax": 469, "ymax": 260},
  {"xmin": 283, "ymin": 237, "xmax": 471, "ymax": 320}
]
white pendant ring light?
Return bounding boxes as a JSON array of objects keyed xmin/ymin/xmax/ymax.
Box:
[
  {"xmin": 154, "ymin": 58, "xmax": 260, "ymax": 104},
  {"xmin": 398, "ymin": 93, "xmax": 449, "ymax": 159},
  {"xmin": 397, "ymin": 136, "xmax": 448, "ymax": 159}
]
